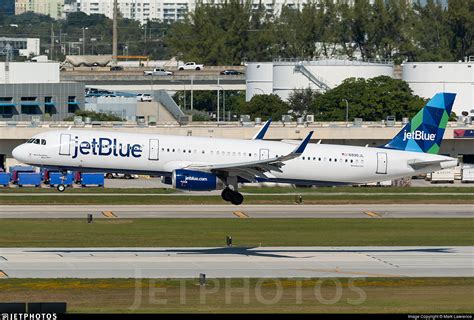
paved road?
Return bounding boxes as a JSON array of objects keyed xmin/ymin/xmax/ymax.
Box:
[
  {"xmin": 0, "ymin": 204, "xmax": 472, "ymax": 218},
  {"xmin": 0, "ymin": 246, "xmax": 471, "ymax": 278}
]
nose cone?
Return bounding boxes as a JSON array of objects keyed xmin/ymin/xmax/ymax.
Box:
[{"xmin": 12, "ymin": 144, "xmax": 28, "ymax": 163}]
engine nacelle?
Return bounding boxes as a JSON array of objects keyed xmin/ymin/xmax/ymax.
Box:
[{"xmin": 172, "ymin": 169, "xmax": 222, "ymax": 191}]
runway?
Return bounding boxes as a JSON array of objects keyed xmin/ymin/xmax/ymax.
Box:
[
  {"xmin": 0, "ymin": 246, "xmax": 472, "ymax": 278},
  {"xmin": 0, "ymin": 204, "xmax": 473, "ymax": 218}
]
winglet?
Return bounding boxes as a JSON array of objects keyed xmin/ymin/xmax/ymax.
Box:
[
  {"xmin": 252, "ymin": 118, "xmax": 272, "ymax": 140},
  {"xmin": 293, "ymin": 131, "xmax": 313, "ymax": 154}
]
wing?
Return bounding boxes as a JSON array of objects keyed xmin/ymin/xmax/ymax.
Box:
[{"xmin": 186, "ymin": 131, "xmax": 314, "ymax": 182}]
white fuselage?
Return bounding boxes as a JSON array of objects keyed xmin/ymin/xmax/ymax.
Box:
[{"xmin": 12, "ymin": 130, "xmax": 457, "ymax": 185}]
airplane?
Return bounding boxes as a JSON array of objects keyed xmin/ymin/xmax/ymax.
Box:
[{"xmin": 12, "ymin": 92, "xmax": 458, "ymax": 205}]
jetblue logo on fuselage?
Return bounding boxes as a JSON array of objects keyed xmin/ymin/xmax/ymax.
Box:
[
  {"xmin": 403, "ymin": 130, "xmax": 435, "ymax": 142},
  {"xmin": 72, "ymin": 136, "xmax": 142, "ymax": 159}
]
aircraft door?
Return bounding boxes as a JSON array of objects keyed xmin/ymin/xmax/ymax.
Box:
[
  {"xmin": 59, "ymin": 134, "xmax": 71, "ymax": 156},
  {"xmin": 376, "ymin": 152, "xmax": 387, "ymax": 174},
  {"xmin": 259, "ymin": 148, "xmax": 269, "ymax": 160},
  {"xmin": 148, "ymin": 139, "xmax": 159, "ymax": 160}
]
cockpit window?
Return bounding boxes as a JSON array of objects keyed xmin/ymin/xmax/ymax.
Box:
[{"xmin": 26, "ymin": 138, "xmax": 46, "ymax": 144}]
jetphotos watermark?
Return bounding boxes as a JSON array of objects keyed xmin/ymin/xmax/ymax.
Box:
[
  {"xmin": 128, "ymin": 270, "xmax": 367, "ymax": 310},
  {"xmin": 2, "ymin": 314, "xmax": 57, "ymax": 320}
]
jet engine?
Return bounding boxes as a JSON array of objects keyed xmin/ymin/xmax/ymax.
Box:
[{"xmin": 171, "ymin": 169, "xmax": 223, "ymax": 191}]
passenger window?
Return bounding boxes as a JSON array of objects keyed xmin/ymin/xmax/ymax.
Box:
[
  {"xmin": 172, "ymin": 149, "xmax": 175, "ymax": 152},
  {"xmin": 167, "ymin": 148, "xmax": 170, "ymax": 152},
  {"xmin": 302, "ymin": 157, "xmax": 305, "ymax": 160},
  {"xmin": 34, "ymin": 139, "xmax": 40, "ymax": 144},
  {"xmin": 318, "ymin": 157, "xmax": 321, "ymax": 161},
  {"xmin": 329, "ymin": 158, "xmax": 332, "ymax": 162},
  {"xmin": 350, "ymin": 159, "xmax": 353, "ymax": 163},
  {"xmin": 249, "ymin": 153, "xmax": 251, "ymax": 157},
  {"xmin": 334, "ymin": 159, "xmax": 337, "ymax": 162},
  {"xmin": 41, "ymin": 139, "xmax": 46, "ymax": 145}
]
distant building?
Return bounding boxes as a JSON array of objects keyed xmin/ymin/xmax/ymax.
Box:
[
  {"xmin": 75, "ymin": 0, "xmax": 188, "ymax": 24},
  {"xmin": 15, "ymin": 0, "xmax": 64, "ymax": 19},
  {"xmin": 0, "ymin": 37, "xmax": 40, "ymax": 58},
  {"xmin": 1, "ymin": 0, "xmax": 15, "ymax": 15},
  {"xmin": 74, "ymin": 0, "xmax": 366, "ymax": 24}
]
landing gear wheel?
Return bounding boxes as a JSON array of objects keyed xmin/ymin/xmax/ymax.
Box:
[
  {"xmin": 221, "ymin": 188, "xmax": 233, "ymax": 202},
  {"xmin": 57, "ymin": 184, "xmax": 66, "ymax": 192},
  {"xmin": 230, "ymin": 192, "xmax": 244, "ymax": 205}
]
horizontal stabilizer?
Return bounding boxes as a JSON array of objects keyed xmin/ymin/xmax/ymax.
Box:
[{"xmin": 408, "ymin": 159, "xmax": 457, "ymax": 170}]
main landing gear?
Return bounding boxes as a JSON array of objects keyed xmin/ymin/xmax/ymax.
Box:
[{"xmin": 221, "ymin": 187, "xmax": 244, "ymax": 205}]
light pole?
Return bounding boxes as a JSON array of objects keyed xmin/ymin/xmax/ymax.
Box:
[
  {"xmin": 171, "ymin": 80, "xmax": 186, "ymax": 110},
  {"xmin": 213, "ymin": 85, "xmax": 224, "ymax": 122},
  {"xmin": 82, "ymin": 27, "xmax": 88, "ymax": 55},
  {"xmin": 190, "ymin": 75, "xmax": 194, "ymax": 111},
  {"xmin": 342, "ymin": 99, "xmax": 349, "ymax": 126}
]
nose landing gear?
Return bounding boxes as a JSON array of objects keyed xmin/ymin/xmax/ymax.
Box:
[
  {"xmin": 221, "ymin": 187, "xmax": 244, "ymax": 205},
  {"xmin": 56, "ymin": 170, "xmax": 68, "ymax": 192}
]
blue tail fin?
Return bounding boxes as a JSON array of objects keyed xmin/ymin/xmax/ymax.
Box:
[{"xmin": 383, "ymin": 92, "xmax": 456, "ymax": 154}]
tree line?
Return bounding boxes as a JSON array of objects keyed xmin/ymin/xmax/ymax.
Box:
[
  {"xmin": 175, "ymin": 76, "xmax": 434, "ymax": 122},
  {"xmin": 167, "ymin": 0, "xmax": 472, "ymax": 64},
  {"xmin": 0, "ymin": 0, "xmax": 471, "ymax": 64}
]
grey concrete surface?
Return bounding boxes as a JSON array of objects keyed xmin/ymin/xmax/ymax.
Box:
[
  {"xmin": 0, "ymin": 204, "xmax": 472, "ymax": 218},
  {"xmin": 0, "ymin": 246, "xmax": 472, "ymax": 278}
]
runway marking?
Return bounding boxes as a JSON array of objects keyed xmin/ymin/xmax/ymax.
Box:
[
  {"xmin": 366, "ymin": 254, "xmax": 399, "ymax": 268},
  {"xmin": 364, "ymin": 211, "xmax": 381, "ymax": 218},
  {"xmin": 299, "ymin": 268, "xmax": 401, "ymax": 277},
  {"xmin": 0, "ymin": 270, "xmax": 8, "ymax": 278},
  {"xmin": 102, "ymin": 211, "xmax": 117, "ymax": 218},
  {"xmin": 233, "ymin": 211, "xmax": 249, "ymax": 219}
]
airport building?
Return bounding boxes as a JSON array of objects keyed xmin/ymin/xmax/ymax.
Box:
[
  {"xmin": 246, "ymin": 59, "xmax": 394, "ymax": 102},
  {"xmin": 0, "ymin": 37, "xmax": 41, "ymax": 58},
  {"xmin": 402, "ymin": 59, "xmax": 474, "ymax": 117},
  {"xmin": 0, "ymin": 62, "xmax": 84, "ymax": 121}
]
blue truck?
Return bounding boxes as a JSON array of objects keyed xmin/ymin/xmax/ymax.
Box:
[
  {"xmin": 17, "ymin": 172, "xmax": 41, "ymax": 187},
  {"xmin": 0, "ymin": 172, "xmax": 10, "ymax": 187}
]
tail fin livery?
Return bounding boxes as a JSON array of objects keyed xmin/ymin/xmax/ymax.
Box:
[{"xmin": 383, "ymin": 92, "xmax": 456, "ymax": 154}]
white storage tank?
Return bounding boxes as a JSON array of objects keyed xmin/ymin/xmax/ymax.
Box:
[
  {"xmin": 246, "ymin": 59, "xmax": 394, "ymax": 102},
  {"xmin": 245, "ymin": 62, "xmax": 273, "ymax": 101},
  {"xmin": 402, "ymin": 61, "xmax": 473, "ymax": 116}
]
